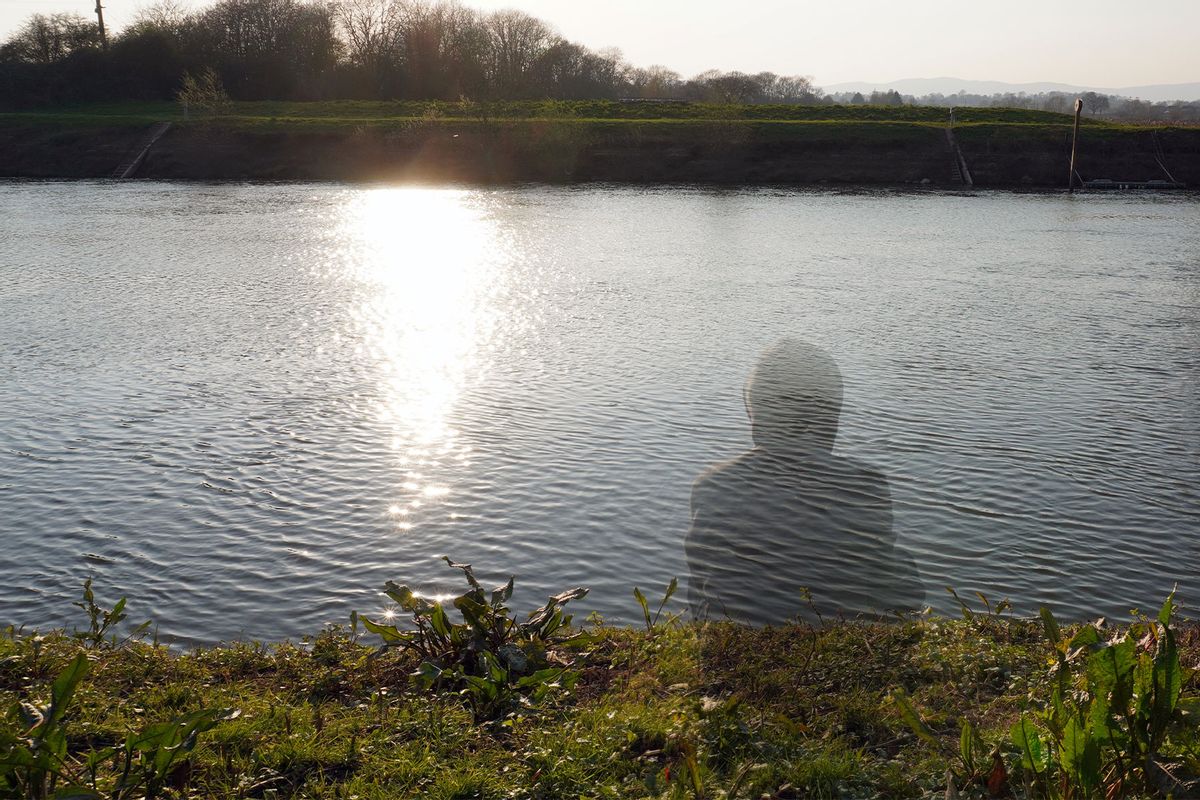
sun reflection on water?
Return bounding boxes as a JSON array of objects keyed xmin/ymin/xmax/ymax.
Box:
[{"xmin": 340, "ymin": 187, "xmax": 508, "ymax": 523}]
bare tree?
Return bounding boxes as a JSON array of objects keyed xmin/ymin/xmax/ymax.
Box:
[
  {"xmin": 0, "ymin": 12, "xmax": 101, "ymax": 63},
  {"xmin": 129, "ymin": 0, "xmax": 191, "ymax": 37},
  {"xmin": 484, "ymin": 8, "xmax": 553, "ymax": 96},
  {"xmin": 529, "ymin": 40, "xmax": 625, "ymax": 98},
  {"xmin": 1080, "ymin": 91, "xmax": 1110, "ymax": 116},
  {"xmin": 332, "ymin": 0, "xmax": 396, "ymax": 71},
  {"xmin": 1, "ymin": 0, "xmax": 867, "ymax": 107},
  {"xmin": 187, "ymin": 0, "xmax": 341, "ymax": 98},
  {"xmin": 694, "ymin": 70, "xmax": 760, "ymax": 103},
  {"xmin": 628, "ymin": 64, "xmax": 681, "ymax": 99},
  {"xmin": 770, "ymin": 74, "xmax": 820, "ymax": 103}
]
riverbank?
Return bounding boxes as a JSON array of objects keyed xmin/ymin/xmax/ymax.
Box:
[
  {"xmin": 3, "ymin": 583, "xmax": 1198, "ymax": 799},
  {"xmin": 2, "ymin": 101, "xmax": 1198, "ymax": 186}
]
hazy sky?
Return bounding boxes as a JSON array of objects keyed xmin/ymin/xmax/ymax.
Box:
[{"xmin": 3, "ymin": 0, "xmax": 1198, "ymax": 88}]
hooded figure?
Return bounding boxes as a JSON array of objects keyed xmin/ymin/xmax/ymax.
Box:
[{"xmin": 686, "ymin": 339, "xmax": 924, "ymax": 624}]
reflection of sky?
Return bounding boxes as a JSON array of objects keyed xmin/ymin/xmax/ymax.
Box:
[{"xmin": 340, "ymin": 188, "xmax": 507, "ymax": 533}]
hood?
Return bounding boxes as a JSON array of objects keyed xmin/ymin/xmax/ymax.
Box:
[{"xmin": 745, "ymin": 339, "xmax": 843, "ymax": 455}]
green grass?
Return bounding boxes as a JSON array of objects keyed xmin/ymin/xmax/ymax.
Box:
[
  {"xmin": 0, "ymin": 99, "xmax": 1135, "ymax": 129},
  {"xmin": 3, "ymin": 604, "xmax": 1197, "ymax": 799}
]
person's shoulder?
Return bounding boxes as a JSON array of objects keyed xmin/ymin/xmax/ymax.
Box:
[{"xmin": 692, "ymin": 451, "xmax": 758, "ymax": 493}]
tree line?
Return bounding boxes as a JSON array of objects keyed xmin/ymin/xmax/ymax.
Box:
[
  {"xmin": 0, "ymin": 0, "xmax": 822, "ymax": 108},
  {"xmin": 828, "ymin": 88, "xmax": 1200, "ymax": 123}
]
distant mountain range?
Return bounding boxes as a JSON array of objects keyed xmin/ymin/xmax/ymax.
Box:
[{"xmin": 822, "ymin": 77, "xmax": 1200, "ymax": 103}]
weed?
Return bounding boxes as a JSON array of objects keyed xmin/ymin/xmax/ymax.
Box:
[
  {"xmin": 72, "ymin": 578, "xmax": 150, "ymax": 650},
  {"xmin": 0, "ymin": 584, "xmax": 236, "ymax": 799},
  {"xmin": 0, "ymin": 652, "xmax": 88, "ymax": 798},
  {"xmin": 895, "ymin": 592, "xmax": 1200, "ymax": 799},
  {"xmin": 362, "ymin": 557, "xmax": 592, "ymax": 721},
  {"xmin": 1009, "ymin": 593, "xmax": 1195, "ymax": 798},
  {"xmin": 945, "ymin": 586, "xmax": 1012, "ymax": 623},
  {"xmin": 633, "ymin": 577, "xmax": 679, "ymax": 634}
]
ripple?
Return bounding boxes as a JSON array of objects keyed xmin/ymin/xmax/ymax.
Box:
[{"xmin": 0, "ymin": 183, "xmax": 1198, "ymax": 639}]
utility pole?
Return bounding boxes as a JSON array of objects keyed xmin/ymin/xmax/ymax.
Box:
[
  {"xmin": 95, "ymin": 0, "xmax": 107, "ymax": 48},
  {"xmin": 1067, "ymin": 97, "xmax": 1083, "ymax": 192}
]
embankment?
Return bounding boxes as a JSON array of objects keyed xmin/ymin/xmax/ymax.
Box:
[
  {"xmin": 2, "ymin": 609, "xmax": 1198, "ymax": 798},
  {"xmin": 2, "ymin": 117, "xmax": 1199, "ymax": 186}
]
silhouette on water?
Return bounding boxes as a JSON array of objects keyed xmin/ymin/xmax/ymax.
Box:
[{"xmin": 686, "ymin": 339, "xmax": 924, "ymax": 624}]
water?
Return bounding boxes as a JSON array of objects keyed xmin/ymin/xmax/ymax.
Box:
[{"xmin": 1, "ymin": 181, "xmax": 1197, "ymax": 643}]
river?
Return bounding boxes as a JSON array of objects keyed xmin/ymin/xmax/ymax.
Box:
[{"xmin": 1, "ymin": 181, "xmax": 1197, "ymax": 642}]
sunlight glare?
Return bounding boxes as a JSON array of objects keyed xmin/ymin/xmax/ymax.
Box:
[{"xmin": 341, "ymin": 187, "xmax": 508, "ymax": 510}]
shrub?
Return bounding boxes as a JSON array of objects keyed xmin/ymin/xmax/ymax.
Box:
[{"xmin": 176, "ymin": 67, "xmax": 229, "ymax": 117}]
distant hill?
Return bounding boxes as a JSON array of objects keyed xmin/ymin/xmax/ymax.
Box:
[{"xmin": 823, "ymin": 77, "xmax": 1200, "ymax": 103}]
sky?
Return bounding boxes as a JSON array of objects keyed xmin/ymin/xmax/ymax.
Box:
[{"xmin": 3, "ymin": 0, "xmax": 1198, "ymax": 89}]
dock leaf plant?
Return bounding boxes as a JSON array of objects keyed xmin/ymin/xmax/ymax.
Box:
[
  {"xmin": 1007, "ymin": 592, "xmax": 1194, "ymax": 798},
  {"xmin": 362, "ymin": 556, "xmax": 592, "ymax": 721},
  {"xmin": 896, "ymin": 591, "xmax": 1198, "ymax": 799}
]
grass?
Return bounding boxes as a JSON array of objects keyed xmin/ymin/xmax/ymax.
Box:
[
  {"xmin": 2, "ymin": 580, "xmax": 1198, "ymax": 799},
  {"xmin": 0, "ymin": 99, "xmax": 1145, "ymax": 131}
]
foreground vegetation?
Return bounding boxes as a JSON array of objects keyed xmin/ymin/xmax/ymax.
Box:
[{"xmin": 2, "ymin": 570, "xmax": 1198, "ymax": 799}]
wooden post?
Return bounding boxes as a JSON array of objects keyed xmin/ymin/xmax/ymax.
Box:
[
  {"xmin": 1068, "ymin": 98, "xmax": 1083, "ymax": 192},
  {"xmin": 94, "ymin": 0, "xmax": 107, "ymax": 48}
]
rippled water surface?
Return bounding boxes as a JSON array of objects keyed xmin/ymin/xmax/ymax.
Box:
[{"xmin": 1, "ymin": 181, "xmax": 1198, "ymax": 642}]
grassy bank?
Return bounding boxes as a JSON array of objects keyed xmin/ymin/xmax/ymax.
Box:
[
  {"xmin": 2, "ymin": 100, "xmax": 1198, "ymax": 185},
  {"xmin": 3, "ymin": 572, "xmax": 1198, "ymax": 799},
  {"xmin": 0, "ymin": 100, "xmax": 1107, "ymax": 128},
  {"xmin": 4, "ymin": 100, "xmax": 1198, "ymax": 186}
]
